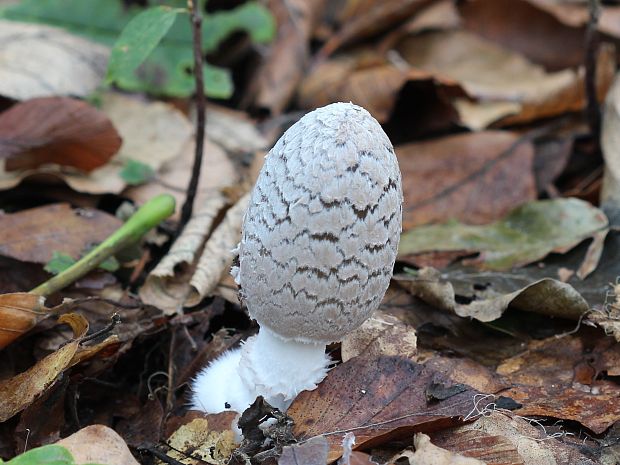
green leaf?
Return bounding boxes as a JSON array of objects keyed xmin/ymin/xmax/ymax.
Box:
[
  {"xmin": 99, "ymin": 256, "xmax": 120, "ymax": 272},
  {"xmin": 399, "ymin": 198, "xmax": 609, "ymax": 270},
  {"xmin": 6, "ymin": 445, "xmax": 74, "ymax": 465},
  {"xmin": 120, "ymin": 159, "xmax": 155, "ymax": 185},
  {"xmin": 106, "ymin": 6, "xmax": 183, "ymax": 85},
  {"xmin": 1, "ymin": 0, "xmax": 272, "ymax": 98},
  {"xmin": 45, "ymin": 251, "xmax": 76, "ymax": 275}
]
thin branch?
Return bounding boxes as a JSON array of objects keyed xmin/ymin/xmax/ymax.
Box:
[
  {"xmin": 177, "ymin": 0, "xmax": 207, "ymax": 237},
  {"xmin": 585, "ymin": 0, "xmax": 602, "ymax": 138}
]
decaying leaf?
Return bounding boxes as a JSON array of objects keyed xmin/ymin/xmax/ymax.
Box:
[
  {"xmin": 341, "ymin": 311, "xmax": 417, "ymax": 362},
  {"xmin": 56, "ymin": 424, "xmax": 139, "ymax": 465},
  {"xmin": 0, "ymin": 97, "xmax": 121, "ymax": 171},
  {"xmin": 0, "ymin": 203, "xmax": 122, "ymax": 266},
  {"xmin": 392, "ymin": 433, "xmax": 486, "ymax": 465},
  {"xmin": 601, "ymin": 72, "xmax": 620, "ymax": 220},
  {"xmin": 397, "ymin": 131, "xmax": 536, "ymax": 229},
  {"xmin": 0, "ymin": 313, "xmax": 88, "ymax": 421},
  {"xmin": 432, "ymin": 412, "xmax": 597, "ymax": 465},
  {"xmin": 186, "ymin": 192, "xmax": 250, "ymax": 307},
  {"xmin": 278, "ymin": 436, "xmax": 329, "ymax": 465},
  {"xmin": 166, "ymin": 418, "xmax": 237, "ymax": 465},
  {"xmin": 0, "ymin": 20, "xmax": 108, "ymax": 100},
  {"xmin": 496, "ymin": 335, "xmax": 620, "ymax": 434},
  {"xmin": 400, "ymin": 198, "xmax": 609, "ymax": 272},
  {"xmin": 397, "ymin": 267, "xmax": 589, "ymax": 322},
  {"xmin": 288, "ymin": 353, "xmax": 488, "ymax": 463}
]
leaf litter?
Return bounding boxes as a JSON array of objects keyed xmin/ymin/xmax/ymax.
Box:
[{"xmin": 2, "ymin": 1, "xmax": 620, "ymax": 464}]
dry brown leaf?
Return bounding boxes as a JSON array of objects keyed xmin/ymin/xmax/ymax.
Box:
[
  {"xmin": 288, "ymin": 353, "xmax": 487, "ymax": 463},
  {"xmin": 0, "ymin": 92, "xmax": 193, "ymax": 194},
  {"xmin": 459, "ymin": 0, "xmax": 585, "ymax": 70},
  {"xmin": 397, "ymin": 30, "xmax": 615, "ymax": 129},
  {"xmin": 251, "ymin": 0, "xmax": 326, "ymax": 115},
  {"xmin": 393, "ymin": 433, "xmax": 486, "ymax": 465},
  {"xmin": 206, "ymin": 105, "xmax": 268, "ymax": 156},
  {"xmin": 433, "ymin": 412, "xmax": 597, "ymax": 465},
  {"xmin": 166, "ymin": 418, "xmax": 237, "ymax": 465},
  {"xmin": 0, "ymin": 292, "xmax": 46, "ymax": 350},
  {"xmin": 0, "ymin": 97, "xmax": 121, "ymax": 171},
  {"xmin": 397, "ymin": 131, "xmax": 536, "ymax": 229},
  {"xmin": 341, "ymin": 311, "xmax": 417, "ymax": 362},
  {"xmin": 57, "ymin": 424, "xmax": 139, "ymax": 465},
  {"xmin": 0, "ymin": 203, "xmax": 122, "ymax": 265},
  {"xmin": 496, "ymin": 335, "xmax": 620, "ymax": 434},
  {"xmin": 0, "ymin": 313, "xmax": 88, "ymax": 421},
  {"xmin": 523, "ymin": 0, "xmax": 620, "ymax": 39},
  {"xmin": 278, "ymin": 436, "xmax": 329, "ymax": 465},
  {"xmin": 0, "ymin": 20, "xmax": 108, "ymax": 100},
  {"xmin": 186, "ymin": 192, "xmax": 250, "ymax": 307}
]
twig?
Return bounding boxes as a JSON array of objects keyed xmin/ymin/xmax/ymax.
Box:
[
  {"xmin": 585, "ymin": 0, "xmax": 602, "ymax": 138},
  {"xmin": 80, "ymin": 313, "xmax": 121, "ymax": 344},
  {"xmin": 177, "ymin": 0, "xmax": 207, "ymax": 237}
]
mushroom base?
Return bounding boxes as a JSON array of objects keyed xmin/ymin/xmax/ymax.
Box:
[{"xmin": 191, "ymin": 327, "xmax": 331, "ymax": 414}]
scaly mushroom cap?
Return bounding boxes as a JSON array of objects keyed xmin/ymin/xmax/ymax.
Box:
[{"xmin": 237, "ymin": 102, "xmax": 403, "ymax": 343}]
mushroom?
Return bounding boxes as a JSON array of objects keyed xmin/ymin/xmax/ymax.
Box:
[{"xmin": 191, "ymin": 102, "xmax": 403, "ymax": 415}]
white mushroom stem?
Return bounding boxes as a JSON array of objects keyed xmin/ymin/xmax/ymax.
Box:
[{"xmin": 191, "ymin": 327, "xmax": 330, "ymax": 414}]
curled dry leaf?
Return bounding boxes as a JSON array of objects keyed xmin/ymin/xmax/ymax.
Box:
[
  {"xmin": 0, "ymin": 20, "xmax": 108, "ymax": 100},
  {"xmin": 288, "ymin": 353, "xmax": 487, "ymax": 463},
  {"xmin": 139, "ymin": 193, "xmax": 229, "ymax": 315},
  {"xmin": 56, "ymin": 424, "xmax": 139, "ymax": 465},
  {"xmin": 397, "ymin": 131, "xmax": 536, "ymax": 229},
  {"xmin": 397, "ymin": 267, "xmax": 589, "ymax": 322},
  {"xmin": 251, "ymin": 0, "xmax": 326, "ymax": 115},
  {"xmin": 0, "ymin": 312, "xmax": 88, "ymax": 421},
  {"xmin": 601, "ymin": 72, "xmax": 620, "ymax": 219},
  {"xmin": 0, "ymin": 97, "xmax": 121, "ymax": 171},
  {"xmin": 186, "ymin": 192, "xmax": 250, "ymax": 307},
  {"xmin": 0, "ymin": 203, "xmax": 122, "ymax": 265}
]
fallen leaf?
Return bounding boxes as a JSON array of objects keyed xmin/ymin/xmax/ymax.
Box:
[
  {"xmin": 341, "ymin": 311, "xmax": 417, "ymax": 362},
  {"xmin": 0, "ymin": 92, "xmax": 194, "ymax": 194},
  {"xmin": 397, "ymin": 131, "xmax": 536, "ymax": 229},
  {"xmin": 399, "ymin": 198, "xmax": 609, "ymax": 271},
  {"xmin": 288, "ymin": 354, "xmax": 489, "ymax": 463},
  {"xmin": 0, "ymin": 97, "xmax": 121, "ymax": 172},
  {"xmin": 57, "ymin": 424, "xmax": 139, "ymax": 465},
  {"xmin": 397, "ymin": 267, "xmax": 589, "ymax": 322},
  {"xmin": 397, "ymin": 29, "xmax": 615, "ymax": 129},
  {"xmin": 206, "ymin": 105, "xmax": 268, "ymax": 157},
  {"xmin": 0, "ymin": 20, "xmax": 108, "ymax": 100},
  {"xmin": 0, "ymin": 313, "xmax": 88, "ymax": 421},
  {"xmin": 496, "ymin": 334, "xmax": 620, "ymax": 434},
  {"xmin": 166, "ymin": 418, "xmax": 237, "ymax": 465},
  {"xmin": 458, "ymin": 0, "xmax": 585, "ymax": 70},
  {"xmin": 186, "ymin": 193, "xmax": 250, "ymax": 307},
  {"xmin": 394, "ymin": 433, "xmax": 486, "ymax": 465},
  {"xmin": 0, "ymin": 292, "xmax": 46, "ymax": 350},
  {"xmin": 251, "ymin": 0, "xmax": 326, "ymax": 115},
  {"xmin": 0, "ymin": 203, "xmax": 122, "ymax": 265},
  {"xmin": 278, "ymin": 436, "xmax": 329, "ymax": 465},
  {"xmin": 431, "ymin": 412, "xmax": 597, "ymax": 465}
]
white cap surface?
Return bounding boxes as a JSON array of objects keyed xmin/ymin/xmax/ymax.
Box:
[{"xmin": 236, "ymin": 102, "xmax": 403, "ymax": 343}]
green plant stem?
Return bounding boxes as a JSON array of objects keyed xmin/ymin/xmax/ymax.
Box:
[{"xmin": 30, "ymin": 194, "xmax": 176, "ymax": 297}]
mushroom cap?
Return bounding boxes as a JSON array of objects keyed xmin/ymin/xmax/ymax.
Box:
[{"xmin": 237, "ymin": 102, "xmax": 403, "ymax": 343}]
